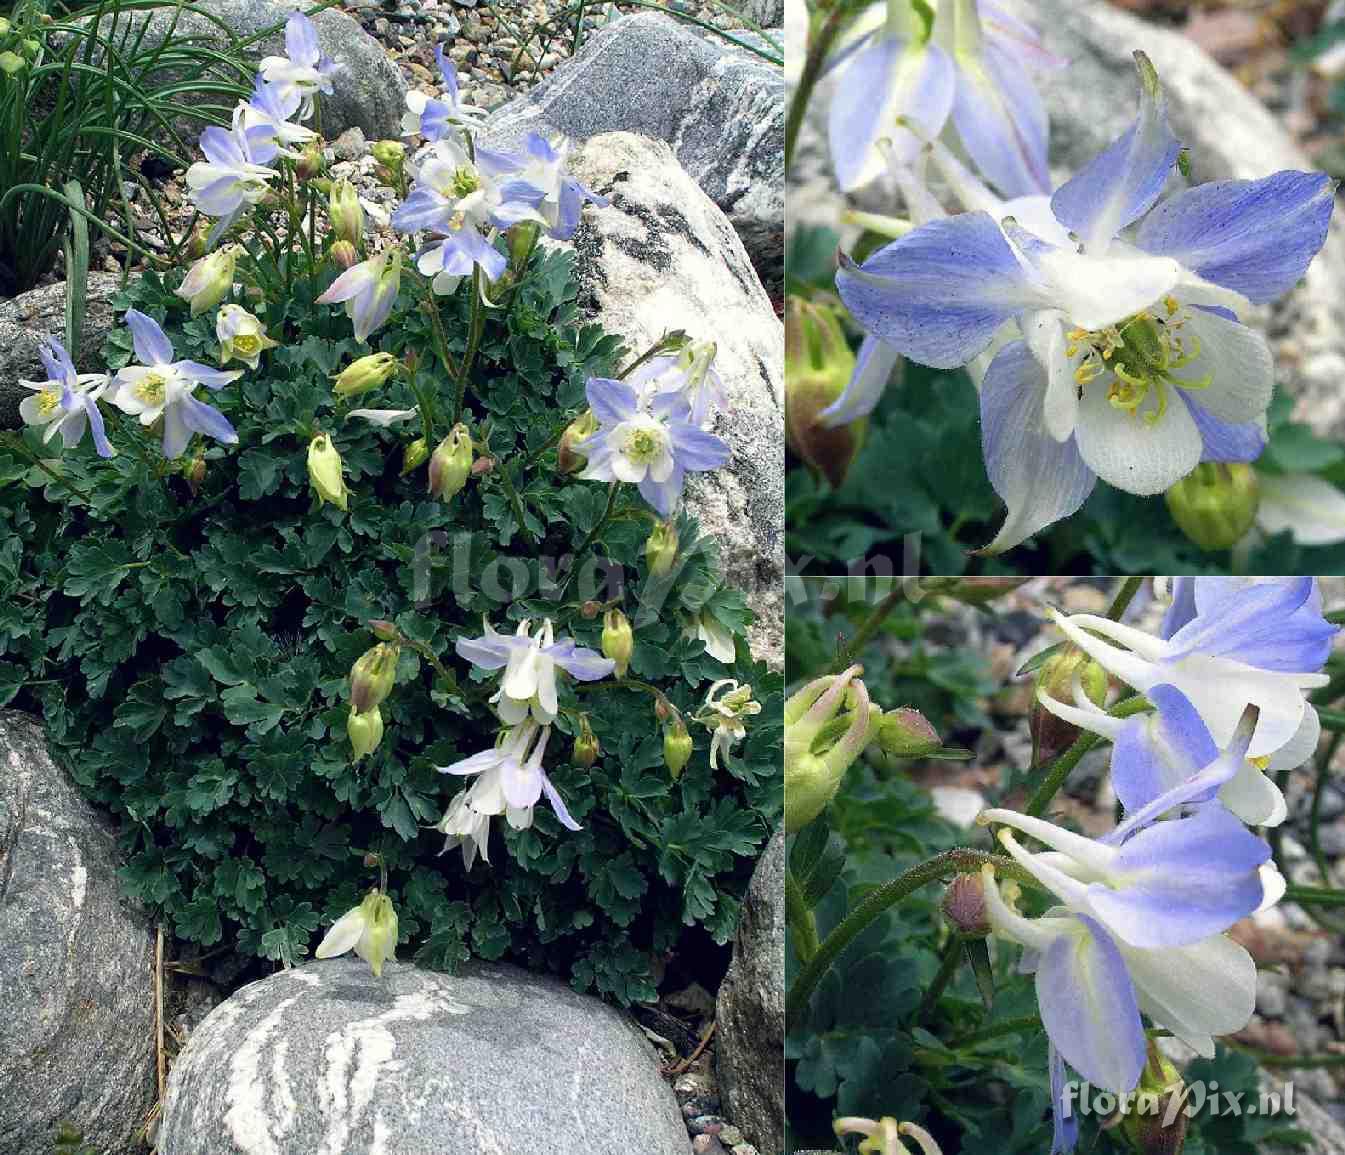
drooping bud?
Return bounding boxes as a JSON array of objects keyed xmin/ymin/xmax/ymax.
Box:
[
  {"xmin": 307, "ymin": 433, "xmax": 349, "ymax": 511},
  {"xmin": 663, "ymin": 715, "xmax": 693, "ymax": 779},
  {"xmin": 1165, "ymin": 462, "xmax": 1260, "ymax": 551},
  {"xmin": 508, "ymin": 219, "xmax": 541, "ymax": 275},
  {"xmin": 1030, "ymin": 647, "xmax": 1109, "ymax": 762},
  {"xmin": 350, "ymin": 641, "xmax": 399, "ymax": 714},
  {"xmin": 939, "ymin": 577, "xmax": 1032, "ymax": 606},
  {"xmin": 427, "ymin": 423, "xmax": 473, "ymax": 502},
  {"xmin": 296, "ymin": 144, "xmax": 325, "ymax": 181},
  {"xmin": 645, "ymin": 519, "xmax": 679, "ymax": 577},
  {"xmin": 0, "ymin": 50, "xmax": 26, "ymax": 75},
  {"xmin": 1120, "ymin": 1041, "xmax": 1189, "ymax": 1155},
  {"xmin": 785, "ymin": 296, "xmax": 865, "ymax": 488},
  {"xmin": 942, "ymin": 873, "xmax": 989, "ymax": 937},
  {"xmin": 328, "ymin": 179, "xmax": 364, "ymax": 246},
  {"xmin": 601, "ymin": 609, "xmax": 633, "ymax": 678},
  {"xmin": 371, "ymin": 139, "xmax": 405, "ymax": 184},
  {"xmin": 401, "ymin": 437, "xmax": 429, "ymax": 475},
  {"xmin": 368, "ymin": 619, "xmax": 399, "ymax": 642},
  {"xmin": 186, "ymin": 453, "xmax": 207, "ymax": 495},
  {"xmin": 348, "ymin": 706, "xmax": 384, "ymax": 760},
  {"xmin": 174, "ymin": 244, "xmax": 238, "ymax": 316},
  {"xmin": 556, "ymin": 409, "xmax": 598, "ymax": 474},
  {"xmin": 871, "ymin": 707, "xmax": 940, "ymax": 760},
  {"xmin": 329, "ymin": 239, "xmax": 359, "ymax": 269},
  {"xmin": 784, "ymin": 666, "xmax": 874, "ymax": 832},
  {"xmin": 470, "ymin": 455, "xmax": 494, "ymax": 476},
  {"xmin": 187, "ymin": 222, "xmax": 210, "ymax": 259},
  {"xmin": 572, "ymin": 716, "xmax": 600, "ymax": 767},
  {"xmin": 333, "ymin": 351, "xmax": 398, "ymax": 398}
]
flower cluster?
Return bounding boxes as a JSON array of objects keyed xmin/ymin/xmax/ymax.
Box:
[{"xmin": 980, "ymin": 576, "xmax": 1337, "ymax": 1151}]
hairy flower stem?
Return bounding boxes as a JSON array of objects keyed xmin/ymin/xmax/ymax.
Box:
[
  {"xmin": 827, "ymin": 583, "xmax": 907, "ymax": 674},
  {"xmin": 784, "ymin": 3, "xmax": 848, "ymax": 172},
  {"xmin": 785, "ymin": 848, "xmax": 1037, "ymax": 1021},
  {"xmin": 1023, "ymin": 694, "xmax": 1152, "ymax": 817},
  {"xmin": 453, "ymin": 267, "xmax": 486, "ymax": 422},
  {"xmin": 785, "ymin": 867, "xmax": 820, "ymax": 964}
]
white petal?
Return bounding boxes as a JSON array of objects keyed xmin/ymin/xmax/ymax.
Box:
[
  {"xmin": 315, "ymin": 908, "xmax": 367, "ymax": 959},
  {"xmin": 1265, "ymin": 704, "xmax": 1320, "ymax": 772},
  {"xmin": 1122, "ymin": 933, "xmax": 1256, "ymax": 1054},
  {"xmin": 1218, "ymin": 759, "xmax": 1288, "ymax": 827},
  {"xmin": 1256, "ymin": 473, "xmax": 1345, "ymax": 547},
  {"xmin": 1074, "ymin": 375, "xmax": 1203, "ymax": 495},
  {"xmin": 1039, "ymin": 249, "xmax": 1182, "ymax": 332},
  {"xmin": 1177, "ymin": 309, "xmax": 1273, "ymax": 424},
  {"xmin": 1021, "ymin": 310, "xmax": 1078, "ymax": 441}
]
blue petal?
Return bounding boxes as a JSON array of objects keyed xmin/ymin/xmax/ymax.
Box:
[
  {"xmin": 1183, "ymin": 394, "xmax": 1266, "ymax": 463},
  {"xmin": 285, "ymin": 10, "xmax": 319, "ymax": 66},
  {"xmin": 1161, "ymin": 576, "xmax": 1197, "ymax": 640},
  {"xmin": 585, "ymin": 377, "xmax": 638, "ymax": 425},
  {"xmin": 1050, "ymin": 52, "xmax": 1180, "ymax": 253},
  {"xmin": 669, "ymin": 422, "xmax": 730, "ymax": 472},
  {"xmin": 952, "ymin": 42, "xmax": 1051, "ymax": 198},
  {"xmin": 547, "ymin": 641, "xmax": 615, "ymax": 681},
  {"xmin": 978, "ymin": 341, "xmax": 1096, "ymax": 553},
  {"xmin": 392, "ymin": 187, "xmax": 450, "ymax": 234},
  {"xmin": 1169, "ymin": 577, "xmax": 1334, "ymax": 671},
  {"xmin": 1050, "ymin": 1046, "xmax": 1079, "ymax": 1155},
  {"xmin": 83, "ymin": 395, "xmax": 114, "ymax": 459},
  {"xmin": 639, "ymin": 464, "xmax": 685, "ymax": 517},
  {"xmin": 124, "ymin": 308, "xmax": 174, "ymax": 366},
  {"xmin": 178, "ymin": 395, "xmax": 237, "ymax": 445},
  {"xmin": 1136, "ymin": 170, "xmax": 1335, "ymax": 304},
  {"xmin": 836, "ymin": 212, "xmax": 1034, "ymax": 369},
  {"xmin": 1109, "ymin": 683, "xmax": 1219, "ymax": 814},
  {"xmin": 818, "ymin": 335, "xmax": 900, "ymax": 428}
]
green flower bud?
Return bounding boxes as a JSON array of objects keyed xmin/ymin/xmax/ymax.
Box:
[
  {"xmin": 0, "ymin": 17, "xmax": 10, "ymax": 35},
  {"xmin": 572, "ymin": 716, "xmax": 600, "ymax": 767},
  {"xmin": 329, "ymin": 239, "xmax": 359, "ymax": 269},
  {"xmin": 350, "ymin": 641, "xmax": 399, "ymax": 714},
  {"xmin": 939, "ymin": 577, "xmax": 1032, "ymax": 606},
  {"xmin": 0, "ymin": 51, "xmax": 25, "ymax": 75},
  {"xmin": 1165, "ymin": 462, "xmax": 1260, "ymax": 551},
  {"xmin": 368, "ymin": 619, "xmax": 399, "ymax": 642},
  {"xmin": 785, "ymin": 297, "xmax": 865, "ymax": 488},
  {"xmin": 601, "ymin": 608, "xmax": 633, "ymax": 678},
  {"xmin": 872, "ymin": 706, "xmax": 940, "ymax": 759},
  {"xmin": 401, "ymin": 437, "xmax": 429, "ymax": 476},
  {"xmin": 508, "ymin": 219, "xmax": 541, "ymax": 274},
  {"xmin": 371, "ymin": 139, "xmax": 405, "ymax": 169},
  {"xmin": 427, "ymin": 423, "xmax": 473, "ymax": 502},
  {"xmin": 645, "ymin": 519, "xmax": 679, "ymax": 577},
  {"xmin": 20, "ymin": 37, "xmax": 39, "ymax": 60},
  {"xmin": 663, "ymin": 715, "xmax": 693, "ymax": 779},
  {"xmin": 784, "ymin": 665, "xmax": 873, "ymax": 832},
  {"xmin": 328, "ymin": 179, "xmax": 364, "ymax": 246},
  {"xmin": 307, "ymin": 433, "xmax": 349, "ymax": 511},
  {"xmin": 334, "ymin": 352, "xmax": 398, "ymax": 398},
  {"xmin": 1030, "ymin": 647, "xmax": 1110, "ymax": 762},
  {"xmin": 347, "ymin": 706, "xmax": 384, "ymax": 761},
  {"xmin": 556, "ymin": 409, "xmax": 598, "ymax": 474},
  {"xmin": 296, "ymin": 144, "xmax": 325, "ymax": 181},
  {"xmin": 1120, "ymin": 1041, "xmax": 1189, "ymax": 1155}
]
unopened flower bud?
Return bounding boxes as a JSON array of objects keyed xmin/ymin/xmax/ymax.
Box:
[
  {"xmin": 663, "ymin": 716, "xmax": 693, "ymax": 778},
  {"xmin": 174, "ymin": 244, "xmax": 238, "ymax": 316},
  {"xmin": 654, "ymin": 696, "xmax": 672, "ymax": 722},
  {"xmin": 307, "ymin": 433, "xmax": 349, "ymax": 511},
  {"xmin": 186, "ymin": 453, "xmax": 206, "ymax": 494},
  {"xmin": 580, "ymin": 600, "xmax": 601, "ymax": 620},
  {"xmin": 329, "ymin": 239, "xmax": 359, "ymax": 269},
  {"xmin": 0, "ymin": 50, "xmax": 25, "ymax": 74},
  {"xmin": 601, "ymin": 609, "xmax": 633, "ymax": 678},
  {"xmin": 556, "ymin": 409, "xmax": 598, "ymax": 474},
  {"xmin": 0, "ymin": 17, "xmax": 10, "ymax": 35},
  {"xmin": 1165, "ymin": 462, "xmax": 1259, "ymax": 551},
  {"xmin": 187, "ymin": 222, "xmax": 210, "ymax": 259},
  {"xmin": 939, "ymin": 577, "xmax": 1032, "ymax": 606},
  {"xmin": 508, "ymin": 219, "xmax": 541, "ymax": 274},
  {"xmin": 401, "ymin": 437, "xmax": 429, "ymax": 475},
  {"xmin": 645, "ymin": 519, "xmax": 679, "ymax": 577},
  {"xmin": 350, "ymin": 641, "xmax": 399, "ymax": 714},
  {"xmin": 872, "ymin": 707, "xmax": 940, "ymax": 759},
  {"xmin": 573, "ymin": 717, "xmax": 600, "ymax": 767},
  {"xmin": 1030, "ymin": 647, "xmax": 1109, "ymax": 762},
  {"xmin": 334, "ymin": 351, "xmax": 398, "ymax": 398},
  {"xmin": 785, "ymin": 296, "xmax": 865, "ymax": 488},
  {"xmin": 428, "ymin": 423, "xmax": 473, "ymax": 502},
  {"xmin": 784, "ymin": 665, "xmax": 873, "ymax": 832},
  {"xmin": 371, "ymin": 139, "xmax": 405, "ymax": 169},
  {"xmin": 315, "ymin": 889, "xmax": 398, "ymax": 977},
  {"xmin": 348, "ymin": 706, "xmax": 384, "ymax": 760},
  {"xmin": 942, "ymin": 873, "xmax": 989, "ymax": 936},
  {"xmin": 470, "ymin": 455, "xmax": 494, "ymax": 476},
  {"xmin": 328, "ymin": 179, "xmax": 364, "ymax": 246},
  {"xmin": 296, "ymin": 144, "xmax": 325, "ymax": 181},
  {"xmin": 1120, "ymin": 1042, "xmax": 1189, "ymax": 1155},
  {"xmin": 368, "ymin": 619, "xmax": 399, "ymax": 642}
]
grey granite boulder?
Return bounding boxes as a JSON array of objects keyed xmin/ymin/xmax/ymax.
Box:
[
  {"xmin": 0, "ymin": 711, "xmax": 156, "ymax": 1155},
  {"xmin": 158, "ymin": 957, "xmax": 691, "ymax": 1155},
  {"xmin": 568, "ymin": 132, "xmax": 784, "ymax": 667},
  {"xmin": 715, "ymin": 830, "xmax": 784, "ymax": 1153},
  {"xmin": 485, "ymin": 13, "xmax": 784, "ymax": 296},
  {"xmin": 0, "ymin": 272, "xmax": 123, "ymax": 428}
]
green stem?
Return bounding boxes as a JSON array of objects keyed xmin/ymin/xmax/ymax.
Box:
[
  {"xmin": 1023, "ymin": 695, "xmax": 1152, "ymax": 817},
  {"xmin": 916, "ymin": 935, "xmax": 963, "ymax": 1020},
  {"xmin": 785, "ymin": 867, "xmax": 820, "ymax": 964},
  {"xmin": 4, "ymin": 433, "xmax": 93, "ymax": 501},
  {"xmin": 784, "ymin": 4, "xmax": 847, "ymax": 173},
  {"xmin": 1284, "ymin": 884, "xmax": 1345, "ymax": 906},
  {"xmin": 785, "ymin": 848, "xmax": 1037, "ymax": 1022},
  {"xmin": 947, "ymin": 1015, "xmax": 1042, "ymax": 1051},
  {"xmin": 828, "ymin": 583, "xmax": 907, "ymax": 674},
  {"xmin": 1106, "ymin": 575, "xmax": 1145, "ymax": 622},
  {"xmin": 1315, "ymin": 708, "xmax": 1345, "ymax": 731},
  {"xmin": 497, "ymin": 463, "xmax": 538, "ymax": 550},
  {"xmin": 453, "ymin": 268, "xmax": 486, "ymax": 422}
]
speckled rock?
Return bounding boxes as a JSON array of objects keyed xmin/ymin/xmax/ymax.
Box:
[
  {"xmin": 715, "ymin": 830, "xmax": 784, "ymax": 1154},
  {"xmin": 157, "ymin": 957, "xmax": 692, "ymax": 1155},
  {"xmin": 992, "ymin": 0, "xmax": 1345, "ymax": 439},
  {"xmin": 0, "ymin": 272, "xmax": 124, "ymax": 428},
  {"xmin": 568, "ymin": 132, "xmax": 784, "ymax": 667},
  {"xmin": 0, "ymin": 711, "xmax": 155, "ymax": 1155},
  {"xmin": 484, "ymin": 13, "xmax": 784, "ymax": 296}
]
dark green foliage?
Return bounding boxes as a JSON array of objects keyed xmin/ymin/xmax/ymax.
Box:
[{"xmin": 0, "ymin": 246, "xmax": 781, "ymax": 1003}]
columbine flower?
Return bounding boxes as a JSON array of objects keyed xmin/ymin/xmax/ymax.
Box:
[
  {"xmin": 1254, "ymin": 472, "xmax": 1345, "ymax": 547},
  {"xmin": 455, "ymin": 617, "xmax": 614, "ymax": 724},
  {"xmin": 828, "ymin": 0, "xmax": 1057, "ymax": 196},
  {"xmin": 576, "ymin": 376, "xmax": 730, "ymax": 517},
  {"xmin": 435, "ymin": 789, "xmax": 493, "ymax": 869},
  {"xmin": 258, "ymin": 10, "xmax": 341, "ymax": 116},
  {"xmin": 316, "ymin": 248, "xmax": 403, "ymax": 343},
  {"xmin": 185, "ymin": 106, "xmax": 279, "ymax": 239},
  {"xmin": 784, "ymin": 665, "xmax": 872, "ymax": 831},
  {"xmin": 514, "ymin": 132, "xmax": 608, "ymax": 241},
  {"xmin": 834, "ymin": 1116, "xmax": 944, "ymax": 1155},
  {"xmin": 110, "ymin": 310, "xmax": 241, "ymax": 458},
  {"xmin": 689, "ymin": 611, "xmax": 736, "ymax": 664},
  {"xmin": 694, "ymin": 679, "xmax": 762, "ymax": 769},
  {"xmin": 401, "ymin": 45, "xmax": 486, "ymax": 140},
  {"xmin": 18, "ymin": 336, "xmax": 114, "ymax": 458},
  {"xmin": 1050, "ymin": 576, "xmax": 1335, "ymax": 759},
  {"xmin": 175, "ymin": 245, "xmax": 239, "ymax": 315},
  {"xmin": 627, "ymin": 342, "xmax": 726, "ymax": 429},
  {"xmin": 315, "ymin": 889, "xmax": 398, "ymax": 977},
  {"xmin": 836, "ymin": 52, "xmax": 1335, "ymax": 553},
  {"xmin": 239, "ymin": 75, "xmax": 317, "ymax": 155},
  {"xmin": 217, "ymin": 304, "xmax": 279, "ymax": 369},
  {"xmin": 437, "ymin": 720, "xmax": 582, "ymax": 835}
]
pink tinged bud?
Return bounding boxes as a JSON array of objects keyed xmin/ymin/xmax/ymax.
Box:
[
  {"xmin": 784, "ymin": 666, "xmax": 873, "ymax": 832},
  {"xmin": 368, "ymin": 619, "xmax": 399, "ymax": 642},
  {"xmin": 350, "ymin": 642, "xmax": 399, "ymax": 714},
  {"xmin": 329, "ymin": 239, "xmax": 359, "ymax": 269},
  {"xmin": 427, "ymin": 423, "xmax": 473, "ymax": 502},
  {"xmin": 873, "ymin": 707, "xmax": 940, "ymax": 758},
  {"xmin": 785, "ymin": 297, "xmax": 865, "ymax": 488},
  {"xmin": 942, "ymin": 873, "xmax": 989, "ymax": 936}
]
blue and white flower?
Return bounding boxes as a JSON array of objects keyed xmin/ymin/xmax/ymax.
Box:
[
  {"xmin": 836, "ymin": 52, "xmax": 1335, "ymax": 553},
  {"xmin": 577, "ymin": 376, "xmax": 730, "ymax": 517},
  {"xmin": 316, "ymin": 248, "xmax": 403, "ymax": 343},
  {"xmin": 828, "ymin": 0, "xmax": 1058, "ymax": 197},
  {"xmin": 514, "ymin": 132, "xmax": 608, "ymax": 241},
  {"xmin": 185, "ymin": 106, "xmax": 280, "ymax": 238},
  {"xmin": 239, "ymin": 75, "xmax": 318, "ymax": 155},
  {"xmin": 627, "ymin": 342, "xmax": 727, "ymax": 429},
  {"xmin": 18, "ymin": 336, "xmax": 114, "ymax": 458},
  {"xmin": 401, "ymin": 45, "xmax": 486, "ymax": 140},
  {"xmin": 455, "ymin": 617, "xmax": 614, "ymax": 725},
  {"xmin": 258, "ymin": 11, "xmax": 341, "ymax": 116},
  {"xmin": 109, "ymin": 310, "xmax": 241, "ymax": 459}
]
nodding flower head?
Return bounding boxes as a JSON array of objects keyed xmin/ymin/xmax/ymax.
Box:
[
  {"xmin": 783, "ymin": 665, "xmax": 873, "ymax": 832},
  {"xmin": 694, "ymin": 678, "xmax": 762, "ymax": 772},
  {"xmin": 315, "ymin": 889, "xmax": 398, "ymax": 978}
]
